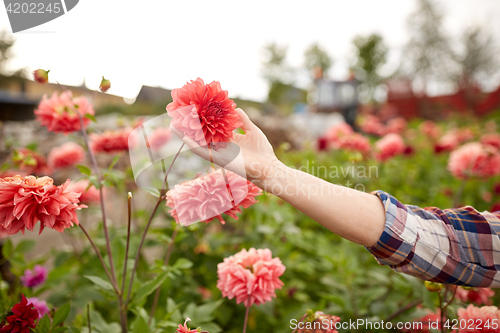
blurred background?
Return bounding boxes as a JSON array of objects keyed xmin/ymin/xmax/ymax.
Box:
[{"xmin": 0, "ymin": 0, "xmax": 499, "ymax": 141}]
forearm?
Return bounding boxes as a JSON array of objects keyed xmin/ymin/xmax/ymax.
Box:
[{"xmin": 258, "ymin": 161, "xmax": 386, "ymax": 247}]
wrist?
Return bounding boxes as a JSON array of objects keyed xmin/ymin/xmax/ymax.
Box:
[{"xmin": 252, "ymin": 158, "xmax": 288, "ymax": 194}]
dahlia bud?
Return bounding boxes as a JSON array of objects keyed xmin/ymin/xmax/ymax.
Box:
[
  {"xmin": 99, "ymin": 76, "xmax": 111, "ymax": 93},
  {"xmin": 425, "ymin": 281, "xmax": 443, "ymax": 292},
  {"xmin": 33, "ymin": 69, "xmax": 49, "ymax": 84}
]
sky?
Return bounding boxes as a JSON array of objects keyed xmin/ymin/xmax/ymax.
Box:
[{"xmin": 1, "ymin": 0, "xmax": 500, "ymax": 102}]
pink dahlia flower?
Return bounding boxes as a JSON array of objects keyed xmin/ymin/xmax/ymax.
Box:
[
  {"xmin": 455, "ymin": 128, "xmax": 475, "ymax": 143},
  {"xmin": 34, "ymin": 91, "xmax": 95, "ymax": 134},
  {"xmin": 419, "ymin": 120, "xmax": 441, "ymax": 139},
  {"xmin": 457, "ymin": 304, "xmax": 500, "ymax": 333},
  {"xmin": 26, "ymin": 298, "xmax": 50, "ymax": 319},
  {"xmin": 325, "ymin": 122, "xmax": 353, "ymax": 149},
  {"xmin": 147, "ymin": 127, "xmax": 172, "ymax": 151},
  {"xmin": 13, "ymin": 148, "xmax": 51, "ymax": 176},
  {"xmin": 48, "ymin": 142, "xmax": 85, "ymax": 169},
  {"xmin": 448, "ymin": 142, "xmax": 500, "ymax": 179},
  {"xmin": 20, "ymin": 265, "xmax": 48, "ymax": 288},
  {"xmin": 336, "ymin": 133, "xmax": 371, "ymax": 154},
  {"xmin": 217, "ymin": 248, "xmax": 286, "ymax": 307},
  {"xmin": 166, "ymin": 169, "xmax": 261, "ymax": 226},
  {"xmin": 360, "ymin": 115, "xmax": 385, "ymax": 136},
  {"xmin": 166, "ymin": 78, "xmax": 242, "ymax": 148},
  {"xmin": 66, "ymin": 179, "xmax": 102, "ymax": 205},
  {"xmin": 455, "ymin": 287, "xmax": 495, "ymax": 306},
  {"xmin": 435, "ymin": 133, "xmax": 459, "ymax": 153},
  {"xmin": 385, "ymin": 117, "xmax": 407, "ymax": 135},
  {"xmin": 481, "ymin": 133, "xmax": 500, "ymax": 150},
  {"xmin": 297, "ymin": 311, "xmax": 341, "ymax": 333},
  {"xmin": 375, "ymin": 133, "xmax": 405, "ymax": 162},
  {"xmin": 175, "ymin": 318, "xmax": 207, "ymax": 333},
  {"xmin": 90, "ymin": 128, "xmax": 135, "ymax": 153},
  {"xmin": 0, "ymin": 175, "xmax": 85, "ymax": 235}
]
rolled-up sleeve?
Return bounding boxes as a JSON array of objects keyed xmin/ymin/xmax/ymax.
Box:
[{"xmin": 366, "ymin": 190, "xmax": 500, "ymax": 288}]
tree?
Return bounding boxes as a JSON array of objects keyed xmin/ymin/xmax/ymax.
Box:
[
  {"xmin": 303, "ymin": 43, "xmax": 332, "ymax": 78},
  {"xmin": 261, "ymin": 42, "xmax": 293, "ymax": 85},
  {"xmin": 351, "ymin": 34, "xmax": 388, "ymax": 101},
  {"xmin": 402, "ymin": 0, "xmax": 455, "ymax": 92},
  {"xmin": 261, "ymin": 42, "xmax": 297, "ymax": 105},
  {"xmin": 0, "ymin": 30, "xmax": 25, "ymax": 88},
  {"xmin": 458, "ymin": 25, "xmax": 498, "ymax": 86},
  {"xmin": 0, "ymin": 30, "xmax": 15, "ymax": 74}
]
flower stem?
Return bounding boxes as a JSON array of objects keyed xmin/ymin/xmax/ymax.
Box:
[
  {"xmin": 79, "ymin": 224, "xmax": 120, "ymax": 294},
  {"xmin": 87, "ymin": 303, "xmax": 92, "ymax": 333},
  {"xmin": 56, "ymin": 81, "xmax": 118, "ymax": 289},
  {"xmin": 125, "ymin": 143, "xmax": 185, "ymax": 306},
  {"xmin": 148, "ymin": 226, "xmax": 179, "ymax": 324},
  {"xmin": 243, "ymin": 305, "xmax": 251, "ymax": 333},
  {"xmin": 76, "ymin": 109, "xmax": 118, "ymax": 287},
  {"xmin": 438, "ymin": 291, "xmax": 446, "ymax": 333},
  {"xmin": 291, "ymin": 313, "xmax": 307, "ymax": 333},
  {"xmin": 453, "ymin": 177, "xmax": 468, "ymax": 208},
  {"xmin": 121, "ymin": 193, "xmax": 133, "ymax": 296}
]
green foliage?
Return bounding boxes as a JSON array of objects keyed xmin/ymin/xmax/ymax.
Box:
[
  {"xmin": 303, "ymin": 43, "xmax": 333, "ymax": 73},
  {"xmin": 1, "ymin": 111, "xmax": 500, "ymax": 333},
  {"xmin": 351, "ymin": 33, "xmax": 388, "ymax": 102}
]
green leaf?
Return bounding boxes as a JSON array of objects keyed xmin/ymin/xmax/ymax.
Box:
[
  {"xmin": 422, "ymin": 285, "xmax": 437, "ymax": 310},
  {"xmin": 108, "ymin": 155, "xmax": 121, "ymax": 171},
  {"xmin": 165, "ymin": 298, "xmax": 183, "ymax": 324},
  {"xmin": 131, "ymin": 270, "xmax": 169, "ymax": 305},
  {"xmin": 194, "ymin": 299, "xmax": 223, "ymax": 323},
  {"xmin": 38, "ymin": 315, "xmax": 51, "ymax": 333},
  {"xmin": 76, "ymin": 164, "xmax": 92, "ymax": 176},
  {"xmin": 15, "ymin": 240, "xmax": 35, "ymax": 253},
  {"xmin": 173, "ymin": 258, "xmax": 193, "ymax": 270},
  {"xmin": 52, "ymin": 303, "xmax": 71, "ymax": 327},
  {"xmin": 132, "ymin": 315, "xmax": 149, "ymax": 333},
  {"xmin": 69, "ymin": 328, "xmax": 81, "ymax": 333},
  {"xmin": 85, "ymin": 114, "xmax": 97, "ymax": 122},
  {"xmin": 89, "ymin": 309, "xmax": 121, "ymax": 333},
  {"xmin": 84, "ymin": 275, "xmax": 114, "ymax": 291},
  {"xmin": 26, "ymin": 142, "xmax": 38, "ymax": 151},
  {"xmin": 52, "ymin": 327, "xmax": 68, "ymax": 333},
  {"xmin": 142, "ymin": 187, "xmax": 160, "ymax": 197},
  {"xmin": 1, "ymin": 238, "xmax": 13, "ymax": 259},
  {"xmin": 197, "ymin": 322, "xmax": 222, "ymax": 333}
]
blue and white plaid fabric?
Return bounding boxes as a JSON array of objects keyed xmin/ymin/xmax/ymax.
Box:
[{"xmin": 367, "ymin": 191, "xmax": 500, "ymax": 287}]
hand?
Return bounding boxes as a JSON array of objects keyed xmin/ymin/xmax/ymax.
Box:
[{"xmin": 171, "ymin": 108, "xmax": 280, "ymax": 188}]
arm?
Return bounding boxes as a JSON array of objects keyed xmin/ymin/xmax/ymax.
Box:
[
  {"xmin": 173, "ymin": 108, "xmax": 386, "ymax": 247},
  {"xmin": 173, "ymin": 108, "xmax": 500, "ymax": 287}
]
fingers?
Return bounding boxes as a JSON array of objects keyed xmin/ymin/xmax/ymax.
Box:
[
  {"xmin": 171, "ymin": 127, "xmax": 211, "ymax": 160},
  {"xmin": 235, "ymin": 108, "xmax": 257, "ymax": 132}
]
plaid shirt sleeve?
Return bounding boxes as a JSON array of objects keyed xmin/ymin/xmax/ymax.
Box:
[{"xmin": 366, "ymin": 190, "xmax": 500, "ymax": 287}]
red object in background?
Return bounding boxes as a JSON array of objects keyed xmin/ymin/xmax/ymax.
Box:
[
  {"xmin": 383, "ymin": 79, "xmax": 500, "ymax": 119},
  {"xmin": 317, "ymin": 136, "xmax": 328, "ymax": 151},
  {"xmin": 404, "ymin": 145, "xmax": 414, "ymax": 156},
  {"xmin": 491, "ymin": 202, "xmax": 500, "ymax": 213},
  {"xmin": 494, "ymin": 182, "xmax": 500, "ymax": 195}
]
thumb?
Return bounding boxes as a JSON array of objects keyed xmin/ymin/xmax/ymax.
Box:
[{"xmin": 235, "ymin": 108, "xmax": 257, "ymax": 132}]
